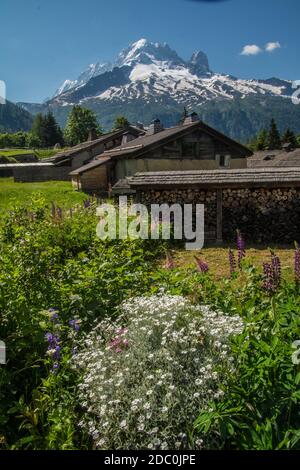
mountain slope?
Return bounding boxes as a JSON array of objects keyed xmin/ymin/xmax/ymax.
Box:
[
  {"xmin": 0, "ymin": 101, "xmax": 33, "ymax": 133},
  {"xmin": 18, "ymin": 39, "xmax": 298, "ymax": 141}
]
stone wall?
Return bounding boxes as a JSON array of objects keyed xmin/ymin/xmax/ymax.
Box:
[
  {"xmin": 137, "ymin": 186, "xmax": 300, "ymax": 244},
  {"xmin": 13, "ymin": 165, "xmax": 71, "ymax": 182}
]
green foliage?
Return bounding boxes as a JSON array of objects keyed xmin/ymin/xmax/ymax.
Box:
[
  {"xmin": 256, "ymin": 128, "xmax": 268, "ymax": 151},
  {"xmin": 0, "ymin": 194, "xmax": 300, "ymax": 450},
  {"xmin": 0, "ymin": 101, "xmax": 33, "ymax": 133},
  {"xmin": 194, "ymin": 268, "xmax": 300, "ymax": 450},
  {"xmin": 0, "ymin": 198, "xmax": 162, "ymax": 449},
  {"xmin": 268, "ymin": 118, "xmax": 282, "ymax": 150},
  {"xmin": 282, "ymin": 128, "xmax": 298, "ymax": 148},
  {"xmin": 30, "ymin": 112, "xmax": 64, "ymax": 148},
  {"xmin": 112, "ymin": 116, "xmax": 130, "ymax": 130},
  {"xmin": 0, "ymin": 131, "xmax": 28, "ymax": 148},
  {"xmin": 64, "ymin": 106, "xmax": 101, "ymax": 146}
]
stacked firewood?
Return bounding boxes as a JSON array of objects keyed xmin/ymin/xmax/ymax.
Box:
[{"xmin": 222, "ymin": 187, "xmax": 300, "ymax": 243}]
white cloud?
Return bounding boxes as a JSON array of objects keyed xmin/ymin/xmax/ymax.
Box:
[
  {"xmin": 265, "ymin": 41, "xmax": 281, "ymax": 52},
  {"xmin": 240, "ymin": 44, "xmax": 262, "ymax": 56}
]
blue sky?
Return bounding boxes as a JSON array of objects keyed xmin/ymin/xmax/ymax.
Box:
[{"xmin": 1, "ymin": 0, "xmax": 299, "ymax": 103}]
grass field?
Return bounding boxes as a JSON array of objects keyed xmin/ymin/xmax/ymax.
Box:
[
  {"xmin": 0, "ymin": 177, "xmax": 89, "ymax": 215},
  {"xmin": 0, "ymin": 148, "xmax": 68, "ymax": 159},
  {"xmin": 0, "ymin": 149, "xmax": 34, "ymax": 157},
  {"xmin": 167, "ymin": 245, "xmax": 295, "ymax": 282},
  {"xmin": 0, "ymin": 177, "xmax": 295, "ymax": 282}
]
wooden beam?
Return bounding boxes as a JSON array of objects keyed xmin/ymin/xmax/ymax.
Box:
[{"xmin": 216, "ymin": 189, "xmax": 223, "ymax": 244}]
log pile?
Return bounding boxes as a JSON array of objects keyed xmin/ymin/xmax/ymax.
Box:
[
  {"xmin": 222, "ymin": 187, "xmax": 300, "ymax": 243},
  {"xmin": 138, "ymin": 186, "xmax": 300, "ymax": 244},
  {"xmin": 140, "ymin": 189, "xmax": 217, "ymax": 233}
]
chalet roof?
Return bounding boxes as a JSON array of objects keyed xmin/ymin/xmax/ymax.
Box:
[
  {"xmin": 70, "ymin": 120, "xmax": 252, "ymax": 177},
  {"xmin": 125, "ymin": 168, "xmax": 300, "ymax": 190},
  {"xmin": 248, "ymin": 149, "xmax": 300, "ymax": 168},
  {"xmin": 45, "ymin": 126, "xmax": 144, "ymax": 165},
  {"xmin": 69, "ymin": 156, "xmax": 112, "ymax": 175},
  {"xmin": 0, "ymin": 162, "xmax": 54, "ymax": 168},
  {"xmin": 102, "ymin": 120, "xmax": 252, "ymax": 160}
]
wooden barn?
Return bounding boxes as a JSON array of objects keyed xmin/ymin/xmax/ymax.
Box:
[
  {"xmin": 70, "ymin": 113, "xmax": 252, "ymax": 194},
  {"xmin": 1, "ymin": 126, "xmax": 144, "ymax": 182}
]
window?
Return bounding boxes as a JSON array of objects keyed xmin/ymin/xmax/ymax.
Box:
[
  {"xmin": 219, "ymin": 155, "xmax": 226, "ymax": 167},
  {"xmin": 216, "ymin": 154, "xmax": 231, "ymax": 168},
  {"xmin": 182, "ymin": 142, "xmax": 197, "ymax": 157}
]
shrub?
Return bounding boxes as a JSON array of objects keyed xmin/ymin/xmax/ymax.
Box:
[{"xmin": 75, "ymin": 294, "xmax": 244, "ymax": 450}]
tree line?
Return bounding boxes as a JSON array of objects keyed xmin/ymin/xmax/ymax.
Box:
[
  {"xmin": 0, "ymin": 106, "xmax": 130, "ymax": 149},
  {"xmin": 249, "ymin": 118, "xmax": 300, "ymax": 152}
]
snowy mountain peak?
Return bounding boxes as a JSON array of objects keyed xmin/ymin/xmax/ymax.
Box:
[
  {"xmin": 189, "ymin": 50, "xmax": 211, "ymax": 76},
  {"xmin": 51, "ymin": 38, "xmax": 293, "ymax": 119},
  {"xmin": 116, "ymin": 38, "xmax": 185, "ymax": 68},
  {"xmin": 53, "ymin": 61, "xmax": 113, "ymax": 97}
]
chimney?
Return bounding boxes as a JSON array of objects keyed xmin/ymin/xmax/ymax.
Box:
[
  {"xmin": 121, "ymin": 132, "xmax": 136, "ymax": 145},
  {"xmin": 183, "ymin": 112, "xmax": 200, "ymax": 125},
  {"xmin": 135, "ymin": 121, "xmax": 144, "ymax": 130},
  {"xmin": 88, "ymin": 129, "xmax": 97, "ymax": 141},
  {"xmin": 148, "ymin": 118, "xmax": 163, "ymax": 135}
]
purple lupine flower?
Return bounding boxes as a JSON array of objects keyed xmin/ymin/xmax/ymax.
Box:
[
  {"xmin": 69, "ymin": 319, "xmax": 81, "ymax": 332},
  {"xmin": 194, "ymin": 256, "xmax": 209, "ymax": 273},
  {"xmin": 48, "ymin": 308, "xmax": 59, "ymax": 322},
  {"xmin": 237, "ymin": 230, "xmax": 246, "ymax": 269},
  {"xmin": 45, "ymin": 332, "xmax": 61, "ymax": 370},
  {"xmin": 271, "ymin": 251, "xmax": 281, "ymax": 289},
  {"xmin": 228, "ymin": 248, "xmax": 236, "ymax": 276},
  {"xmin": 263, "ymin": 262, "xmax": 276, "ymax": 294},
  {"xmin": 163, "ymin": 252, "xmax": 174, "ymax": 270},
  {"xmin": 84, "ymin": 199, "xmax": 91, "ymax": 208},
  {"xmin": 57, "ymin": 207, "xmax": 62, "ymax": 219},
  {"xmin": 51, "ymin": 362, "xmax": 60, "ymax": 374},
  {"xmin": 51, "ymin": 203, "xmax": 56, "ymax": 218},
  {"xmin": 294, "ymin": 243, "xmax": 300, "ymax": 284},
  {"xmin": 262, "ymin": 252, "xmax": 281, "ymax": 294}
]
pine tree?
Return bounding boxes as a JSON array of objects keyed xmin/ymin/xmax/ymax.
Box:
[
  {"xmin": 282, "ymin": 128, "xmax": 297, "ymax": 148},
  {"xmin": 43, "ymin": 112, "xmax": 64, "ymax": 147},
  {"xmin": 113, "ymin": 116, "xmax": 130, "ymax": 130},
  {"xmin": 31, "ymin": 113, "xmax": 46, "ymax": 147},
  {"xmin": 268, "ymin": 118, "xmax": 281, "ymax": 150},
  {"xmin": 256, "ymin": 128, "xmax": 268, "ymax": 151},
  {"xmin": 64, "ymin": 106, "xmax": 101, "ymax": 146}
]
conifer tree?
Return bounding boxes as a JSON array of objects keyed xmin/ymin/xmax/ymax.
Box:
[
  {"xmin": 282, "ymin": 128, "xmax": 297, "ymax": 148},
  {"xmin": 256, "ymin": 128, "xmax": 268, "ymax": 151},
  {"xmin": 268, "ymin": 118, "xmax": 281, "ymax": 150}
]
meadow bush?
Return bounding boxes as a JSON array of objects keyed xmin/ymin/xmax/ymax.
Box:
[
  {"xmin": 1, "ymin": 198, "xmax": 300, "ymax": 450},
  {"xmin": 75, "ymin": 294, "xmax": 244, "ymax": 450}
]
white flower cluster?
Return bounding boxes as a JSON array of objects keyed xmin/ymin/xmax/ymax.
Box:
[{"xmin": 75, "ymin": 294, "xmax": 244, "ymax": 450}]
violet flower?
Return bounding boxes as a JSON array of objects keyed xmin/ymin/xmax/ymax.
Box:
[
  {"xmin": 263, "ymin": 251, "xmax": 281, "ymax": 294},
  {"xmin": 194, "ymin": 256, "xmax": 209, "ymax": 273},
  {"xmin": 295, "ymin": 244, "xmax": 300, "ymax": 284},
  {"xmin": 237, "ymin": 230, "xmax": 246, "ymax": 269},
  {"xmin": 228, "ymin": 248, "xmax": 236, "ymax": 276},
  {"xmin": 69, "ymin": 319, "xmax": 81, "ymax": 332},
  {"xmin": 164, "ymin": 252, "xmax": 174, "ymax": 270},
  {"xmin": 271, "ymin": 251, "xmax": 281, "ymax": 289}
]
